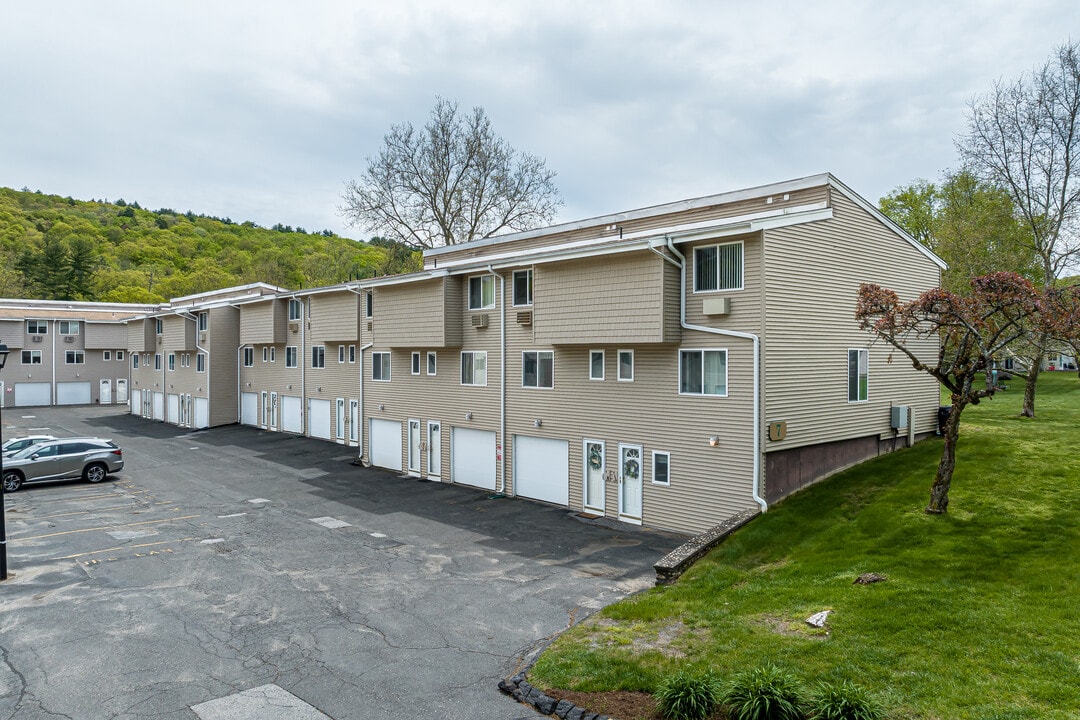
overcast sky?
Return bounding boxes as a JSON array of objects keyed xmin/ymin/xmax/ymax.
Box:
[{"xmin": 2, "ymin": 1, "xmax": 1077, "ymax": 240}]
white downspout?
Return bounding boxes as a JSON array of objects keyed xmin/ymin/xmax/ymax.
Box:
[
  {"xmin": 666, "ymin": 239, "xmax": 767, "ymax": 513},
  {"xmin": 236, "ymin": 345, "xmax": 245, "ymax": 423},
  {"xmin": 301, "ymin": 299, "xmax": 307, "ymax": 435},
  {"xmin": 487, "ymin": 265, "xmax": 507, "ymax": 494},
  {"xmin": 358, "ymin": 342, "xmax": 373, "ymax": 460}
]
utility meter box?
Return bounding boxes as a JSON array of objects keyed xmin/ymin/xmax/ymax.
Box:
[{"xmin": 890, "ymin": 405, "xmax": 909, "ymax": 429}]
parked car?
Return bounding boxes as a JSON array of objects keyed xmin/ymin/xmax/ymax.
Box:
[
  {"xmin": 1, "ymin": 438, "xmax": 124, "ymax": 492},
  {"xmin": 1, "ymin": 435, "xmax": 57, "ymax": 458}
]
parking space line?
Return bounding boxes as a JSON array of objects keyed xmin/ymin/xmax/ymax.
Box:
[
  {"xmin": 24, "ymin": 505, "xmax": 145, "ymax": 519},
  {"xmin": 52, "ymin": 537, "xmax": 198, "ymax": 560},
  {"xmin": 14, "ymin": 515, "xmax": 201, "ymax": 541}
]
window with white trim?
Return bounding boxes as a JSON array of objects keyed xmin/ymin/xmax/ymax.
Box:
[
  {"xmin": 427, "ymin": 351, "xmax": 437, "ymax": 376},
  {"xmin": 269, "ymin": 346, "xmax": 276, "ymax": 362},
  {"xmin": 116, "ymin": 351, "xmax": 124, "ymax": 361},
  {"xmin": 288, "ymin": 298, "xmax": 302, "ymax": 321},
  {"xmin": 103, "ymin": 350, "xmax": 112, "ymax": 361},
  {"xmin": 262, "ymin": 347, "xmax": 269, "ymax": 363},
  {"xmin": 848, "ymin": 349, "xmax": 869, "ymax": 402},
  {"xmin": 338, "ymin": 345, "xmax": 346, "ymax": 364},
  {"xmin": 22, "ymin": 350, "xmax": 42, "ymax": 365},
  {"xmin": 155, "ymin": 318, "xmax": 163, "ymax": 334},
  {"xmin": 468, "ymin": 275, "xmax": 495, "ymax": 310},
  {"xmin": 349, "ymin": 345, "xmax": 356, "ymax": 363},
  {"xmin": 58, "ymin": 320, "xmax": 80, "ymax": 335},
  {"xmin": 512, "ymin": 269, "xmax": 533, "ymax": 307},
  {"xmin": 196, "ymin": 353, "xmax": 206, "ymax": 372},
  {"xmin": 461, "ymin": 351, "xmax": 487, "ymax": 386},
  {"xmin": 181, "ymin": 353, "xmax": 190, "ymax": 368},
  {"xmin": 167, "ymin": 353, "xmax": 176, "ymax": 371},
  {"xmin": 198, "ymin": 312, "xmax": 208, "ymax": 331},
  {"xmin": 27, "ymin": 320, "xmax": 47, "ymax": 335},
  {"xmin": 652, "ymin": 451, "xmax": 670, "ymax": 485},
  {"xmin": 522, "ymin": 351, "xmax": 554, "ymax": 388},
  {"xmin": 154, "ymin": 353, "xmax": 162, "ymax": 370},
  {"xmin": 373, "ymin": 352, "xmax": 391, "ymax": 381},
  {"xmin": 589, "ymin": 350, "xmax": 605, "ymax": 381},
  {"xmin": 243, "ymin": 348, "xmax": 254, "ymax": 367},
  {"xmin": 64, "ymin": 350, "xmax": 84, "ymax": 364},
  {"xmin": 411, "ymin": 352, "xmax": 421, "ymax": 375},
  {"xmin": 693, "ymin": 241, "xmax": 743, "ymax": 292},
  {"xmin": 364, "ymin": 291, "xmax": 373, "ymax": 318},
  {"xmin": 286, "ymin": 346, "xmax": 298, "ymax": 368},
  {"xmin": 132, "ymin": 354, "xmax": 139, "ymax": 368},
  {"xmin": 679, "ymin": 349, "xmax": 728, "ymax": 396},
  {"xmin": 618, "ymin": 350, "xmax": 634, "ymax": 382},
  {"xmin": 312, "ymin": 346, "xmax": 325, "ymax": 369}
]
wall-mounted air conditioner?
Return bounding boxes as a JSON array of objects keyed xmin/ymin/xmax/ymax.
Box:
[
  {"xmin": 890, "ymin": 405, "xmax": 909, "ymax": 429},
  {"xmin": 64, "ymin": 336, "xmax": 75, "ymax": 343},
  {"xmin": 516, "ymin": 311, "xmax": 532, "ymax": 325},
  {"xmin": 472, "ymin": 314, "xmax": 489, "ymax": 328},
  {"xmin": 32, "ymin": 335, "xmax": 43, "ymax": 343},
  {"xmin": 702, "ymin": 297, "xmax": 731, "ymax": 316}
]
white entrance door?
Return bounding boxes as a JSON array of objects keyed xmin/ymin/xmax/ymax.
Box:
[
  {"xmin": 336, "ymin": 398, "xmax": 346, "ymax": 442},
  {"xmin": 130, "ymin": 389, "xmax": 141, "ymax": 416},
  {"xmin": 241, "ymin": 392, "xmax": 258, "ymax": 426},
  {"xmin": 583, "ymin": 440, "xmax": 606, "ymax": 513},
  {"xmin": 427, "ymin": 421, "xmax": 441, "ymax": 480},
  {"xmin": 618, "ymin": 444, "xmax": 643, "ymax": 524},
  {"xmin": 100, "ymin": 379, "xmax": 112, "ymax": 404},
  {"xmin": 270, "ymin": 391, "xmax": 278, "ymax": 429},
  {"xmin": 450, "ymin": 427, "xmax": 497, "ymax": 491},
  {"xmin": 407, "ymin": 419, "xmax": 421, "ymax": 475},
  {"xmin": 348, "ymin": 400, "xmax": 359, "ymax": 445},
  {"xmin": 369, "ymin": 419, "xmax": 403, "ymax": 471},
  {"xmin": 260, "ymin": 391, "xmax": 269, "ymax": 428},
  {"xmin": 167, "ymin": 394, "xmax": 180, "ymax": 424},
  {"xmin": 282, "ymin": 396, "xmax": 302, "ymax": 434},
  {"xmin": 514, "ymin": 436, "xmax": 569, "ymax": 506},
  {"xmin": 308, "ymin": 398, "xmax": 331, "ymax": 439},
  {"xmin": 194, "ymin": 396, "xmax": 209, "ymax": 429},
  {"xmin": 179, "ymin": 394, "xmax": 190, "ymax": 427},
  {"xmin": 116, "ymin": 379, "xmax": 128, "ymax": 403}
]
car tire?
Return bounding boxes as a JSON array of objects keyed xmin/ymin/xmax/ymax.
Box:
[
  {"xmin": 84, "ymin": 463, "xmax": 107, "ymax": 484},
  {"xmin": 2, "ymin": 471, "xmax": 23, "ymax": 493}
]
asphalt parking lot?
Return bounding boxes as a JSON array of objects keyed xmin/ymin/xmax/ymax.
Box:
[{"xmin": 0, "ymin": 406, "xmax": 683, "ymax": 720}]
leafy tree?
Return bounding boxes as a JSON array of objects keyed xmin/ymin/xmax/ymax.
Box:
[
  {"xmin": 957, "ymin": 40, "xmax": 1080, "ymax": 416},
  {"xmin": 341, "ymin": 97, "xmax": 562, "ymax": 249},
  {"xmin": 879, "ymin": 178, "xmax": 937, "ymax": 248},
  {"xmin": 856, "ymin": 273, "xmax": 1076, "ymax": 513}
]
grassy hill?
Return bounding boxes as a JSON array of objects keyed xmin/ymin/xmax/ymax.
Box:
[
  {"xmin": 531, "ymin": 372, "xmax": 1080, "ymax": 719},
  {"xmin": 0, "ymin": 186, "xmax": 420, "ymax": 302}
]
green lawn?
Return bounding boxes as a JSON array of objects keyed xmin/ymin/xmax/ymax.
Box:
[{"xmin": 531, "ymin": 372, "xmax": 1080, "ymax": 719}]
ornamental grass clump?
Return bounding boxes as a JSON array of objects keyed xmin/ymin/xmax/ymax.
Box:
[
  {"xmin": 806, "ymin": 680, "xmax": 884, "ymax": 720},
  {"xmin": 655, "ymin": 669, "xmax": 723, "ymax": 720},
  {"xmin": 720, "ymin": 663, "xmax": 805, "ymax": 720}
]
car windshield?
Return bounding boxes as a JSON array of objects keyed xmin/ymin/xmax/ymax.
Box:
[{"xmin": 10, "ymin": 444, "xmax": 51, "ymax": 460}]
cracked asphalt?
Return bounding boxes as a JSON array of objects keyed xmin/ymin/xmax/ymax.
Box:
[{"xmin": 0, "ymin": 406, "xmax": 683, "ymax": 719}]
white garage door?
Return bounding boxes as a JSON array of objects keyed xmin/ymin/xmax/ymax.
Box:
[
  {"xmin": 15, "ymin": 382, "xmax": 52, "ymax": 407},
  {"xmin": 167, "ymin": 394, "xmax": 180, "ymax": 424},
  {"xmin": 514, "ymin": 435, "xmax": 569, "ymax": 506},
  {"xmin": 369, "ymin": 419, "xmax": 403, "ymax": 471},
  {"xmin": 152, "ymin": 392, "xmax": 165, "ymax": 421},
  {"xmin": 308, "ymin": 399, "xmax": 331, "ymax": 439},
  {"xmin": 451, "ymin": 427, "xmax": 497, "ymax": 491},
  {"xmin": 194, "ymin": 397, "xmax": 209, "ymax": 429},
  {"xmin": 241, "ymin": 392, "xmax": 258, "ymax": 426},
  {"xmin": 56, "ymin": 381, "xmax": 92, "ymax": 406},
  {"xmin": 282, "ymin": 396, "xmax": 302, "ymax": 434},
  {"xmin": 130, "ymin": 389, "xmax": 141, "ymax": 415}
]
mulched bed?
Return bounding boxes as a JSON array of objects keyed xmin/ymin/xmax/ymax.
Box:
[{"xmin": 544, "ymin": 689, "xmax": 661, "ymax": 720}]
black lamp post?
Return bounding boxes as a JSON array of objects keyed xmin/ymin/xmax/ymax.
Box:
[{"xmin": 0, "ymin": 342, "xmax": 9, "ymax": 580}]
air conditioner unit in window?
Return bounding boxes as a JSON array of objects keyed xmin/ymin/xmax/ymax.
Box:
[
  {"xmin": 471, "ymin": 314, "xmax": 489, "ymax": 328},
  {"xmin": 157, "ymin": 336, "xmax": 163, "ymax": 345},
  {"xmin": 516, "ymin": 311, "xmax": 533, "ymax": 325},
  {"xmin": 32, "ymin": 335, "xmax": 43, "ymax": 343},
  {"xmin": 289, "ymin": 322, "xmax": 299, "ymax": 333},
  {"xmin": 64, "ymin": 336, "xmax": 75, "ymax": 343},
  {"xmin": 199, "ymin": 332, "xmax": 206, "ymax": 344}
]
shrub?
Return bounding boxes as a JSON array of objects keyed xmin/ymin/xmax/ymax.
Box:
[
  {"xmin": 720, "ymin": 663, "xmax": 805, "ymax": 720},
  {"xmin": 655, "ymin": 669, "xmax": 722, "ymax": 720},
  {"xmin": 806, "ymin": 681, "xmax": 884, "ymax": 720}
]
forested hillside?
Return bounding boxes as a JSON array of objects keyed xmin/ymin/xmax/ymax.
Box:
[{"xmin": 0, "ymin": 187, "xmax": 421, "ymax": 303}]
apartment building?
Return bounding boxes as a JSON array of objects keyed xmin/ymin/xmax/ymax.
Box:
[{"xmin": 0, "ymin": 300, "xmax": 152, "ymax": 408}]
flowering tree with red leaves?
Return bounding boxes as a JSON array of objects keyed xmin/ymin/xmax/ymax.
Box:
[{"xmin": 856, "ymin": 273, "xmax": 1047, "ymax": 513}]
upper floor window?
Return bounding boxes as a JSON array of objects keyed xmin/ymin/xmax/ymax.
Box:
[
  {"xmin": 338, "ymin": 345, "xmax": 346, "ymax": 364},
  {"xmin": 132, "ymin": 354, "xmax": 139, "ymax": 368},
  {"xmin": 262, "ymin": 347, "xmax": 269, "ymax": 363},
  {"xmin": 22, "ymin": 350, "xmax": 42, "ymax": 365},
  {"xmin": 269, "ymin": 346, "xmax": 276, "ymax": 362},
  {"xmin": 522, "ymin": 351, "xmax": 554, "ymax": 389},
  {"xmin": 196, "ymin": 353, "xmax": 206, "ymax": 373},
  {"xmin": 349, "ymin": 345, "xmax": 356, "ymax": 363},
  {"xmin": 243, "ymin": 348, "xmax": 254, "ymax": 367},
  {"xmin": 27, "ymin": 320, "xmax": 47, "ymax": 335},
  {"xmin": 103, "ymin": 351, "xmax": 112, "ymax": 361},
  {"xmin": 589, "ymin": 350, "xmax": 605, "ymax": 381},
  {"xmin": 198, "ymin": 312, "xmax": 208, "ymax": 331},
  {"xmin": 286, "ymin": 346, "xmax": 298, "ymax": 368},
  {"xmin": 468, "ymin": 275, "xmax": 495, "ymax": 310},
  {"xmin": 427, "ymin": 351, "xmax": 437, "ymax": 376},
  {"xmin": 288, "ymin": 298, "xmax": 303, "ymax": 321},
  {"xmin": 181, "ymin": 353, "xmax": 190, "ymax": 368},
  {"xmin": 618, "ymin": 350, "xmax": 634, "ymax": 382},
  {"xmin": 512, "ymin": 269, "xmax": 533, "ymax": 307},
  {"xmin": 312, "ymin": 346, "xmax": 325, "ymax": 369},
  {"xmin": 461, "ymin": 351, "xmax": 487, "ymax": 386},
  {"xmin": 364, "ymin": 291, "xmax": 374, "ymax": 318},
  {"xmin": 66, "ymin": 350, "xmax": 85, "ymax": 365},
  {"xmin": 679, "ymin": 349, "xmax": 728, "ymax": 396},
  {"xmin": 411, "ymin": 352, "xmax": 421, "ymax": 375},
  {"xmin": 373, "ymin": 352, "xmax": 391, "ymax": 381},
  {"xmin": 694, "ymin": 241, "xmax": 743, "ymax": 292},
  {"xmin": 167, "ymin": 353, "xmax": 176, "ymax": 371},
  {"xmin": 154, "ymin": 353, "xmax": 162, "ymax": 371},
  {"xmin": 155, "ymin": 318, "xmax": 163, "ymax": 334},
  {"xmin": 58, "ymin": 320, "xmax": 80, "ymax": 335},
  {"xmin": 116, "ymin": 351, "xmax": 124, "ymax": 361},
  {"xmin": 848, "ymin": 349, "xmax": 869, "ymax": 403}
]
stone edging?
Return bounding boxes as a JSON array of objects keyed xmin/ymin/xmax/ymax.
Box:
[
  {"xmin": 652, "ymin": 508, "xmax": 760, "ymax": 585},
  {"xmin": 498, "ymin": 673, "xmax": 612, "ymax": 720}
]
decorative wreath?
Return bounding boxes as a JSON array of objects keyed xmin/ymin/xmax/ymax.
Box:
[
  {"xmin": 623, "ymin": 458, "xmax": 640, "ymax": 480},
  {"xmin": 588, "ymin": 447, "xmax": 603, "ymax": 470}
]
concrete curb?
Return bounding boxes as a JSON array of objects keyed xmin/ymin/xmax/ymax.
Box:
[{"xmin": 652, "ymin": 508, "xmax": 760, "ymax": 585}]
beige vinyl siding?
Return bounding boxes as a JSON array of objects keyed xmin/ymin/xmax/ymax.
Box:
[
  {"xmin": 83, "ymin": 322, "xmax": 127, "ymax": 349},
  {"xmin": 309, "ymin": 291, "xmax": 360, "ymax": 342},
  {"xmin": 208, "ymin": 306, "xmax": 240, "ymax": 426},
  {"xmin": 0, "ymin": 319, "xmax": 24, "ymax": 348},
  {"xmin": 306, "ymin": 342, "xmax": 361, "ymax": 439},
  {"xmin": 127, "ymin": 318, "xmax": 155, "ymax": 352},
  {"xmin": 431, "ymin": 184, "xmax": 830, "ymax": 267},
  {"xmin": 162, "ymin": 315, "xmax": 196, "ymax": 352},
  {"xmin": 533, "ymin": 253, "xmax": 678, "ymax": 345},
  {"xmin": 376, "ymin": 277, "xmax": 463, "ymax": 348},
  {"xmin": 680, "ymin": 232, "xmax": 765, "ymax": 336},
  {"xmin": 239, "ymin": 300, "xmax": 286, "ymax": 345},
  {"xmin": 762, "ymin": 192, "xmax": 942, "ymax": 452}
]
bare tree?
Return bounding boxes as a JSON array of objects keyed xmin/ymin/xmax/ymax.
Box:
[
  {"xmin": 341, "ymin": 98, "xmax": 562, "ymax": 249},
  {"xmin": 957, "ymin": 40, "xmax": 1080, "ymax": 416}
]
